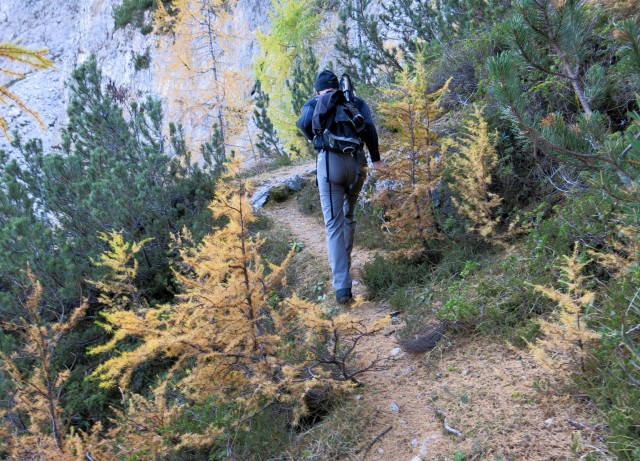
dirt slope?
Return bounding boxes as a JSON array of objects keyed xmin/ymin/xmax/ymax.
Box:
[{"xmin": 257, "ymin": 163, "xmax": 610, "ymax": 461}]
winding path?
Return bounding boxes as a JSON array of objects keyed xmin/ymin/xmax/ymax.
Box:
[{"xmin": 255, "ymin": 162, "xmax": 609, "ymax": 461}]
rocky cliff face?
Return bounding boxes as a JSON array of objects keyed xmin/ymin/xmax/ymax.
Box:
[{"xmin": 0, "ymin": 0, "xmax": 271, "ymax": 156}]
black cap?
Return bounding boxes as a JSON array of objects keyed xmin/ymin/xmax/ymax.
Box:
[{"xmin": 315, "ymin": 70, "xmax": 339, "ymax": 92}]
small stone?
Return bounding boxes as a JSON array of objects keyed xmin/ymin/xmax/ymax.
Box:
[
  {"xmin": 411, "ymin": 439, "xmax": 418, "ymax": 448},
  {"xmin": 355, "ymin": 394, "xmax": 363, "ymax": 400},
  {"xmin": 399, "ymin": 419, "xmax": 408, "ymax": 425},
  {"xmin": 545, "ymin": 418, "xmax": 554, "ymax": 426},
  {"xmin": 377, "ymin": 448, "xmax": 384, "ymax": 454},
  {"xmin": 435, "ymin": 372, "xmax": 442, "ymax": 380},
  {"xmin": 391, "ymin": 347, "xmax": 402, "ymax": 356},
  {"xmin": 420, "ymin": 434, "xmax": 438, "ymax": 455},
  {"xmin": 462, "ymin": 369, "xmax": 469, "ymax": 376},
  {"xmin": 389, "ymin": 402, "xmax": 401, "ymax": 413},
  {"xmin": 410, "ymin": 457, "xmax": 424, "ymax": 461}
]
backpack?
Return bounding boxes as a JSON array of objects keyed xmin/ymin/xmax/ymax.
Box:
[{"xmin": 311, "ymin": 89, "xmax": 365, "ymax": 154}]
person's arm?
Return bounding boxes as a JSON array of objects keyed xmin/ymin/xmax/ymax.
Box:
[
  {"xmin": 296, "ymin": 99, "xmax": 316, "ymax": 141},
  {"xmin": 355, "ymin": 98, "xmax": 381, "ymax": 163}
]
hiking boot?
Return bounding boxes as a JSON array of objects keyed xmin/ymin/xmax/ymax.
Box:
[{"xmin": 336, "ymin": 288, "xmax": 352, "ymax": 304}]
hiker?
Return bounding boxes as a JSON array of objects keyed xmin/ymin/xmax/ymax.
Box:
[{"xmin": 297, "ymin": 69, "xmax": 385, "ymax": 304}]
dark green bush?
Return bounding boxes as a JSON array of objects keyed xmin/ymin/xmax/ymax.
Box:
[
  {"xmin": 113, "ymin": 0, "xmax": 154, "ymax": 29},
  {"xmin": 586, "ymin": 266, "xmax": 640, "ymax": 459},
  {"xmin": 296, "ymin": 179, "xmax": 321, "ymax": 216},
  {"xmin": 133, "ymin": 50, "xmax": 151, "ymax": 71},
  {"xmin": 361, "ymin": 254, "xmax": 431, "ymax": 299}
]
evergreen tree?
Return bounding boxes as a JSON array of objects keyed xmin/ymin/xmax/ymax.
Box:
[
  {"xmin": 501, "ymin": 0, "xmax": 597, "ymax": 115},
  {"xmin": 335, "ymin": 0, "xmax": 401, "ymax": 86},
  {"xmin": 1, "ymin": 56, "xmax": 219, "ymax": 307},
  {"xmin": 252, "ymin": 79, "xmax": 288, "ymax": 161},
  {"xmin": 0, "ymin": 56, "xmax": 221, "ymax": 426},
  {"xmin": 335, "ymin": 0, "xmax": 508, "ymax": 81},
  {"xmin": 255, "ymin": 0, "xmax": 323, "ymax": 155},
  {"xmin": 286, "ymin": 50, "xmax": 317, "ymax": 115},
  {"xmin": 200, "ymin": 121, "xmax": 228, "ymax": 170},
  {"xmin": 285, "ymin": 51, "xmax": 318, "ymax": 157},
  {"xmin": 487, "ymin": 0, "xmax": 638, "ymax": 190}
]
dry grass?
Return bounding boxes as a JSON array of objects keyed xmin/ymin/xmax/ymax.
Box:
[{"xmin": 257, "ymin": 177, "xmax": 612, "ymax": 461}]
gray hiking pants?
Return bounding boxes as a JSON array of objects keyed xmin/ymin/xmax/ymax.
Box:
[{"xmin": 317, "ymin": 149, "xmax": 367, "ymax": 291}]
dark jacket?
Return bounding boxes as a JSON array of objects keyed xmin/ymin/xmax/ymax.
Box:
[{"xmin": 297, "ymin": 93, "xmax": 380, "ymax": 162}]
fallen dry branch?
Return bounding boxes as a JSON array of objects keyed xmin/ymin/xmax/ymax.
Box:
[{"xmin": 360, "ymin": 425, "xmax": 393, "ymax": 460}]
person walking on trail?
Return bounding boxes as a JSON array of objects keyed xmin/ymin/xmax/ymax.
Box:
[{"xmin": 297, "ymin": 69, "xmax": 385, "ymax": 304}]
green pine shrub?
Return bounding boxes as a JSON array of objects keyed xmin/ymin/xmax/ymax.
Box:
[{"xmin": 113, "ymin": 0, "xmax": 154, "ymax": 29}]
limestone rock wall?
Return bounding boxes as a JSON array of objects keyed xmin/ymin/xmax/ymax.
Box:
[{"xmin": 0, "ymin": 0, "xmax": 271, "ymax": 156}]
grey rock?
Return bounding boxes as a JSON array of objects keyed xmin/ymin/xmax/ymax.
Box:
[
  {"xmin": 391, "ymin": 347, "xmax": 402, "ymax": 356},
  {"xmin": 250, "ymin": 186, "xmax": 272, "ymax": 208},
  {"xmin": 250, "ymin": 169, "xmax": 315, "ymax": 208},
  {"xmin": 283, "ymin": 174, "xmax": 307, "ymax": 191},
  {"xmin": 389, "ymin": 402, "xmax": 400, "ymax": 413}
]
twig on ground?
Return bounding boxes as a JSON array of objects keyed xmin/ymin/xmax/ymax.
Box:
[
  {"xmin": 567, "ymin": 418, "xmax": 586, "ymax": 430},
  {"xmin": 360, "ymin": 425, "xmax": 393, "ymax": 460},
  {"xmin": 434, "ymin": 406, "xmax": 462, "ymax": 437}
]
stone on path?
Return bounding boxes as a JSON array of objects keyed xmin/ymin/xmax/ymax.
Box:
[{"xmin": 250, "ymin": 168, "xmax": 314, "ymax": 208}]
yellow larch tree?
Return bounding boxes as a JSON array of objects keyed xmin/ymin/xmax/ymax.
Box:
[
  {"xmin": 527, "ymin": 244, "xmax": 599, "ymax": 382},
  {"xmin": 154, "ymin": 0, "xmax": 253, "ymax": 157},
  {"xmin": 0, "ymin": 269, "xmax": 101, "ymax": 460},
  {"xmin": 376, "ymin": 64, "xmax": 451, "ymax": 249},
  {"xmin": 448, "ymin": 105, "xmax": 502, "ymax": 238},
  {"xmin": 0, "ymin": 43, "xmax": 53, "ymax": 139},
  {"xmin": 90, "ymin": 158, "xmax": 297, "ymax": 400},
  {"xmin": 89, "ymin": 232, "xmax": 152, "ymax": 312},
  {"xmin": 88, "ymin": 157, "xmax": 385, "ymax": 452}
]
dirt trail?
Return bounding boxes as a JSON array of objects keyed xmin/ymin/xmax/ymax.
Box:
[{"xmin": 257, "ymin": 163, "xmax": 609, "ymax": 461}]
